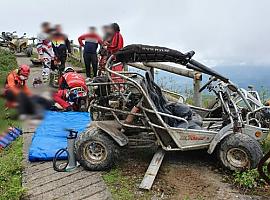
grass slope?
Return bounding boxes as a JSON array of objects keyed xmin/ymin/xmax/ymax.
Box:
[{"xmin": 0, "ymin": 49, "xmax": 24, "ymax": 200}]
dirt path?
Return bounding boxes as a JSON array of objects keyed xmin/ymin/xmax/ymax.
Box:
[
  {"xmin": 162, "ymin": 151, "xmax": 268, "ymax": 200},
  {"xmin": 118, "ymin": 147, "xmax": 269, "ymax": 199},
  {"xmin": 17, "ymin": 56, "xmax": 112, "ymax": 200}
]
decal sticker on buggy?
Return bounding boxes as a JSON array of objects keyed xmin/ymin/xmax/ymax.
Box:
[{"xmin": 178, "ymin": 134, "xmax": 210, "ymax": 141}]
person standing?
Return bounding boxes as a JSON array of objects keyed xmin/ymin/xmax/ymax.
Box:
[
  {"xmin": 97, "ymin": 25, "xmax": 113, "ymax": 75},
  {"xmin": 36, "ymin": 22, "xmax": 55, "ymax": 81},
  {"xmin": 51, "ymin": 25, "xmax": 71, "ymax": 72},
  {"xmin": 107, "ymin": 23, "xmax": 124, "ymax": 54},
  {"xmin": 78, "ymin": 27, "xmax": 102, "ymax": 79}
]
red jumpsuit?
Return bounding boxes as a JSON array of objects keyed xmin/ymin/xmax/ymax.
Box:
[{"xmin": 53, "ymin": 72, "xmax": 87, "ymax": 109}]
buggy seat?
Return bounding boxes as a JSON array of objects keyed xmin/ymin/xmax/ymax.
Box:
[{"xmin": 141, "ymin": 71, "xmax": 203, "ymax": 129}]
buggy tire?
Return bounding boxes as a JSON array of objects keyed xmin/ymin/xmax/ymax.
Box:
[
  {"xmin": 26, "ymin": 47, "xmax": 32, "ymax": 57},
  {"xmin": 75, "ymin": 127, "xmax": 119, "ymax": 171},
  {"xmin": 218, "ymin": 133, "xmax": 263, "ymax": 171}
]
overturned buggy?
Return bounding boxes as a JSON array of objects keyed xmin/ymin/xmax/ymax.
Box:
[{"xmin": 75, "ymin": 45, "xmax": 270, "ymax": 188}]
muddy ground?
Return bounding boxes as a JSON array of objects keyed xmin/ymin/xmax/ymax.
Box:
[{"xmin": 116, "ymin": 149, "xmax": 270, "ymax": 200}]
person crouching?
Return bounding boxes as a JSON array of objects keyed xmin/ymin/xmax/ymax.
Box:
[
  {"xmin": 3, "ymin": 64, "xmax": 53, "ymax": 118},
  {"xmin": 53, "ymin": 67, "xmax": 88, "ymax": 111}
]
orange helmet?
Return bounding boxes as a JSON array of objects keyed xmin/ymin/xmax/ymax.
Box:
[{"xmin": 19, "ymin": 64, "xmax": 30, "ymax": 77}]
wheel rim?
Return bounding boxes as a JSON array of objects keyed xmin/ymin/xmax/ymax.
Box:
[
  {"xmin": 83, "ymin": 141, "xmax": 107, "ymax": 164},
  {"xmin": 227, "ymin": 148, "xmax": 250, "ymax": 168}
]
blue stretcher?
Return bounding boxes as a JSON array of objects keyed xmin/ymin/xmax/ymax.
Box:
[{"xmin": 28, "ymin": 111, "xmax": 91, "ymax": 161}]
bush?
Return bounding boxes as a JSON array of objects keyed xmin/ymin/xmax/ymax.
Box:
[
  {"xmin": 0, "ymin": 49, "xmax": 17, "ymax": 72},
  {"xmin": 233, "ymin": 167, "xmax": 270, "ymax": 190}
]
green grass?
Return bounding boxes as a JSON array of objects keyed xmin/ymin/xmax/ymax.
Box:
[
  {"xmin": 0, "ymin": 138, "xmax": 24, "ymax": 200},
  {"xmin": 31, "ymin": 51, "xmax": 38, "ymax": 59},
  {"xmin": 262, "ymin": 134, "xmax": 270, "ymax": 153},
  {"xmin": 67, "ymin": 55, "xmax": 84, "ymax": 69},
  {"xmin": 0, "ymin": 49, "xmax": 19, "ymax": 131},
  {"xmin": 103, "ymin": 168, "xmax": 134, "ymax": 200},
  {"xmin": 0, "ymin": 48, "xmax": 24, "ymax": 200}
]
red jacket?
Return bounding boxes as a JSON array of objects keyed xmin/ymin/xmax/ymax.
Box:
[
  {"xmin": 78, "ymin": 33, "xmax": 103, "ymax": 54},
  {"xmin": 108, "ymin": 32, "xmax": 124, "ymax": 54},
  {"xmin": 59, "ymin": 72, "xmax": 87, "ymax": 91}
]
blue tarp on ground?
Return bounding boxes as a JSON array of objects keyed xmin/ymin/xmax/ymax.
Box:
[{"xmin": 28, "ymin": 111, "xmax": 91, "ymax": 161}]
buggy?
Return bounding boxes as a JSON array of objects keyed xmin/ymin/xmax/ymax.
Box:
[{"xmin": 75, "ymin": 44, "xmax": 270, "ymax": 188}]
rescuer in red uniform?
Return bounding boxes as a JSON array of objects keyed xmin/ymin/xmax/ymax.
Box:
[{"xmin": 53, "ymin": 67, "xmax": 87, "ymax": 111}]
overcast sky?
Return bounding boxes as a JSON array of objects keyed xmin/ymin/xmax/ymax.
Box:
[{"xmin": 1, "ymin": 0, "xmax": 269, "ymax": 67}]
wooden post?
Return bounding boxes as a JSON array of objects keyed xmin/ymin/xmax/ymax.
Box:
[
  {"xmin": 193, "ymin": 72, "xmax": 202, "ymax": 107},
  {"xmin": 79, "ymin": 46, "xmax": 84, "ymax": 63},
  {"xmin": 128, "ymin": 62, "xmax": 203, "ymax": 107},
  {"xmin": 144, "ymin": 62, "xmax": 195, "ymax": 78},
  {"xmin": 70, "ymin": 40, "xmax": 74, "ymax": 54}
]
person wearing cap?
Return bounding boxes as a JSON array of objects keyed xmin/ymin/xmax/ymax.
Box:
[
  {"xmin": 78, "ymin": 26, "xmax": 103, "ymax": 79},
  {"xmin": 53, "ymin": 66, "xmax": 87, "ymax": 111}
]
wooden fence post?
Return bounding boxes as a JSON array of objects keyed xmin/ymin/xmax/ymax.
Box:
[
  {"xmin": 70, "ymin": 40, "xmax": 74, "ymax": 54},
  {"xmin": 79, "ymin": 46, "xmax": 84, "ymax": 63},
  {"xmin": 193, "ymin": 72, "xmax": 202, "ymax": 107}
]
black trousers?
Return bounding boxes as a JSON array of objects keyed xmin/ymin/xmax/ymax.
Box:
[
  {"xmin": 58, "ymin": 54, "xmax": 67, "ymax": 72},
  {"xmin": 83, "ymin": 52, "xmax": 98, "ymax": 78},
  {"xmin": 5, "ymin": 91, "xmax": 53, "ymax": 115}
]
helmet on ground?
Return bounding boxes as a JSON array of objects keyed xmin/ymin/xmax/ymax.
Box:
[
  {"xmin": 64, "ymin": 66, "xmax": 75, "ymax": 73},
  {"xmin": 19, "ymin": 64, "xmax": 30, "ymax": 77}
]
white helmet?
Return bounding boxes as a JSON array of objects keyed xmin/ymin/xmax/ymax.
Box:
[{"xmin": 64, "ymin": 66, "xmax": 74, "ymax": 73}]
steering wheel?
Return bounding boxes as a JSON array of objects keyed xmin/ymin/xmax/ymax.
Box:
[{"xmin": 199, "ymin": 76, "xmax": 216, "ymax": 92}]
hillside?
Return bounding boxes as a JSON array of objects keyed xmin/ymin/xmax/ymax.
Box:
[
  {"xmin": 213, "ymin": 65, "xmax": 270, "ymax": 90},
  {"xmin": 150, "ymin": 65, "xmax": 270, "ymax": 94}
]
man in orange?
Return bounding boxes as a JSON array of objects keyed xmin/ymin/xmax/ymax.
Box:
[
  {"xmin": 3, "ymin": 64, "xmax": 53, "ymax": 117},
  {"xmin": 4, "ymin": 64, "xmax": 31, "ymax": 108}
]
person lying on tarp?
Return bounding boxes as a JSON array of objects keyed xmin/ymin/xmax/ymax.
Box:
[
  {"xmin": 53, "ymin": 66, "xmax": 88, "ymax": 111},
  {"xmin": 2, "ymin": 64, "xmax": 53, "ymax": 119}
]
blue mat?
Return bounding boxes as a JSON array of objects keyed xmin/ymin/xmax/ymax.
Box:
[{"xmin": 29, "ymin": 111, "xmax": 91, "ymax": 161}]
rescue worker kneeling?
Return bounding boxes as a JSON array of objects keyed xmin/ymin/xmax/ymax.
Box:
[
  {"xmin": 3, "ymin": 64, "xmax": 53, "ymax": 118},
  {"xmin": 53, "ymin": 66, "xmax": 88, "ymax": 111}
]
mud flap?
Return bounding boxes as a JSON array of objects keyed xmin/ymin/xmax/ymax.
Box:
[
  {"xmin": 94, "ymin": 121, "xmax": 128, "ymax": 147},
  {"xmin": 139, "ymin": 148, "xmax": 165, "ymax": 190}
]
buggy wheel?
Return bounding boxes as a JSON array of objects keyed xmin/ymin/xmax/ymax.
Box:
[
  {"xmin": 218, "ymin": 133, "xmax": 263, "ymax": 171},
  {"xmin": 75, "ymin": 127, "xmax": 119, "ymax": 170},
  {"xmin": 26, "ymin": 47, "xmax": 32, "ymax": 57}
]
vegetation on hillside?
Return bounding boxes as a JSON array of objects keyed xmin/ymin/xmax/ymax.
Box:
[{"xmin": 0, "ymin": 49, "xmax": 24, "ymax": 200}]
